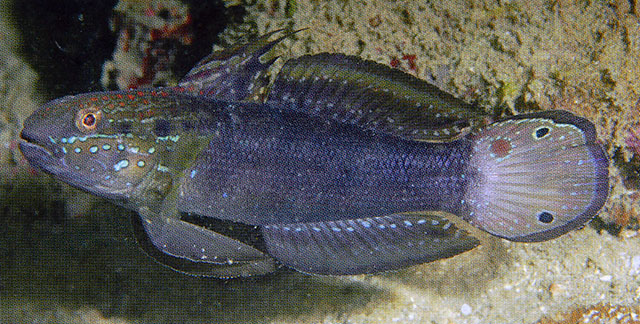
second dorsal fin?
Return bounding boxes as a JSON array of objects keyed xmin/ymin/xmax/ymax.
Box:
[{"xmin": 267, "ymin": 53, "xmax": 488, "ymax": 142}]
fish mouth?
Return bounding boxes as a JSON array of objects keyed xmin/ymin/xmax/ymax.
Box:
[
  {"xmin": 20, "ymin": 132, "xmax": 134, "ymax": 202},
  {"xmin": 19, "ymin": 140, "xmax": 63, "ymax": 175},
  {"xmin": 20, "ymin": 127, "xmax": 73, "ymax": 179},
  {"xmin": 20, "ymin": 124, "xmax": 56, "ymax": 157},
  {"xmin": 19, "ymin": 138, "xmax": 112, "ymax": 195}
]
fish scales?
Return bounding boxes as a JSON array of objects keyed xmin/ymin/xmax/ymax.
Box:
[{"xmin": 177, "ymin": 103, "xmax": 475, "ymax": 225}]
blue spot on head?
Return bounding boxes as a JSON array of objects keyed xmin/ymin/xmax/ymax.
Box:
[{"xmin": 114, "ymin": 159, "xmax": 129, "ymax": 171}]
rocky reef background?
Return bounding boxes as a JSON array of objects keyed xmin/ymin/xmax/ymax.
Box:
[{"xmin": 1, "ymin": 0, "xmax": 640, "ymax": 323}]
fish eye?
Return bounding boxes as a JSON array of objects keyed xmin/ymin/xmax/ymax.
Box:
[
  {"xmin": 76, "ymin": 107, "xmax": 102, "ymax": 132},
  {"xmin": 83, "ymin": 113, "xmax": 96, "ymax": 127}
]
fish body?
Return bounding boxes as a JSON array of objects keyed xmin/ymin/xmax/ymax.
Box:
[
  {"xmin": 20, "ymin": 31, "xmax": 609, "ymax": 277},
  {"xmin": 21, "ymin": 90, "xmax": 471, "ymax": 219}
]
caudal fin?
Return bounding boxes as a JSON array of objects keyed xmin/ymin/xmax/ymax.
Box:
[{"xmin": 462, "ymin": 110, "xmax": 609, "ymax": 242}]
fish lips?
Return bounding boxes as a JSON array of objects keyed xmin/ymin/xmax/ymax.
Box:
[
  {"xmin": 19, "ymin": 130, "xmax": 97, "ymax": 187},
  {"xmin": 19, "ymin": 140, "xmax": 90, "ymax": 187},
  {"xmin": 20, "ymin": 125, "xmax": 65, "ymax": 173},
  {"xmin": 20, "ymin": 117, "xmax": 64, "ymax": 161},
  {"xmin": 19, "ymin": 140, "xmax": 128, "ymax": 201},
  {"xmin": 19, "ymin": 140, "xmax": 57, "ymax": 171},
  {"xmin": 20, "ymin": 131, "xmax": 136, "ymax": 206}
]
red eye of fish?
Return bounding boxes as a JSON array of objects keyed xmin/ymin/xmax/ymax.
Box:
[
  {"xmin": 83, "ymin": 113, "xmax": 96, "ymax": 127},
  {"xmin": 75, "ymin": 107, "xmax": 102, "ymax": 132}
]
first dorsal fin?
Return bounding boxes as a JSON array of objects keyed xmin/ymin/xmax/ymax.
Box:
[
  {"xmin": 267, "ymin": 53, "xmax": 489, "ymax": 142},
  {"xmin": 177, "ymin": 29, "xmax": 301, "ymax": 102}
]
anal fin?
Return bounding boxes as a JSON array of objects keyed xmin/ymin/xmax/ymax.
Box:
[
  {"xmin": 262, "ymin": 212, "xmax": 479, "ymax": 275},
  {"xmin": 133, "ymin": 207, "xmax": 276, "ymax": 278}
]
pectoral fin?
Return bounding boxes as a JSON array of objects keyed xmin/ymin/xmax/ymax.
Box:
[
  {"xmin": 133, "ymin": 207, "xmax": 276, "ymax": 278},
  {"xmin": 261, "ymin": 212, "xmax": 479, "ymax": 275}
]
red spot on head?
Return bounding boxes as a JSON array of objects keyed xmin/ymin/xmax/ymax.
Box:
[
  {"xmin": 127, "ymin": 94, "xmax": 136, "ymax": 100},
  {"xmin": 490, "ymin": 139, "xmax": 512, "ymax": 158}
]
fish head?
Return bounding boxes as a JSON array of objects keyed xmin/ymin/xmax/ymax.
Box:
[{"xmin": 20, "ymin": 92, "xmax": 164, "ymax": 202}]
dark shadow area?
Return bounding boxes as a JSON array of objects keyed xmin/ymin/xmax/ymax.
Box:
[
  {"xmin": 8, "ymin": 0, "xmax": 244, "ymax": 100},
  {"xmin": 175, "ymin": 1, "xmax": 247, "ymax": 79},
  {"xmin": 9, "ymin": 0, "xmax": 118, "ymax": 98},
  {"xmin": 0, "ymin": 179, "xmax": 392, "ymax": 323}
]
